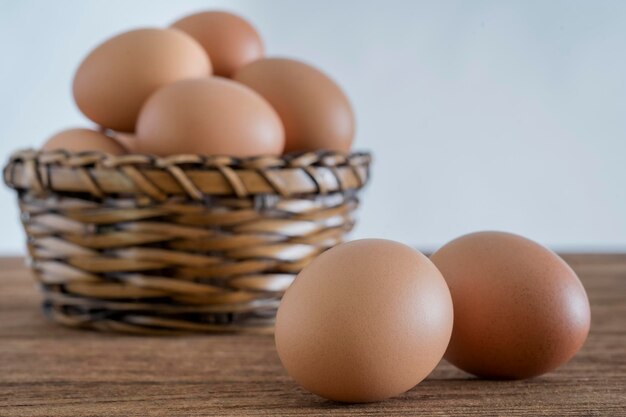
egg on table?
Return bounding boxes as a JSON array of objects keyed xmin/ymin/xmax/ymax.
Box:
[
  {"xmin": 275, "ymin": 239, "xmax": 453, "ymax": 403},
  {"xmin": 233, "ymin": 58, "xmax": 355, "ymax": 153},
  {"xmin": 42, "ymin": 128, "xmax": 127, "ymax": 155},
  {"xmin": 73, "ymin": 28, "xmax": 211, "ymax": 132},
  {"xmin": 136, "ymin": 77, "xmax": 284, "ymax": 157},
  {"xmin": 431, "ymin": 231, "xmax": 591, "ymax": 380}
]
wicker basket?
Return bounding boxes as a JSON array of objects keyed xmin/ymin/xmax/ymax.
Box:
[{"xmin": 4, "ymin": 149, "xmax": 371, "ymax": 334}]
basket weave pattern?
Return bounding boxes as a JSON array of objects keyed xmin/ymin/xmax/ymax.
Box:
[{"xmin": 4, "ymin": 149, "xmax": 371, "ymax": 334}]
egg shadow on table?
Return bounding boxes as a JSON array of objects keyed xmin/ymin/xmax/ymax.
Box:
[{"xmin": 284, "ymin": 360, "xmax": 549, "ymax": 411}]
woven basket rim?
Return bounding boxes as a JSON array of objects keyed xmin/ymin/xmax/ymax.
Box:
[{"xmin": 4, "ymin": 149, "xmax": 371, "ymax": 200}]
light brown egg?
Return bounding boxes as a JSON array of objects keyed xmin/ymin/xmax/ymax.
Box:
[
  {"xmin": 275, "ymin": 239, "xmax": 453, "ymax": 403},
  {"xmin": 233, "ymin": 58, "xmax": 355, "ymax": 153},
  {"xmin": 73, "ymin": 28, "xmax": 211, "ymax": 132},
  {"xmin": 171, "ymin": 11, "xmax": 263, "ymax": 77},
  {"xmin": 136, "ymin": 77, "xmax": 284, "ymax": 157},
  {"xmin": 430, "ymin": 231, "xmax": 591, "ymax": 380},
  {"xmin": 112, "ymin": 132, "xmax": 138, "ymax": 153},
  {"xmin": 42, "ymin": 128, "xmax": 126, "ymax": 155}
]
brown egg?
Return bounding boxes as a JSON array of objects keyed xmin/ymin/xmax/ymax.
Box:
[
  {"xmin": 112, "ymin": 132, "xmax": 138, "ymax": 153},
  {"xmin": 275, "ymin": 239, "xmax": 453, "ymax": 403},
  {"xmin": 42, "ymin": 128, "xmax": 126, "ymax": 155},
  {"xmin": 233, "ymin": 58, "xmax": 355, "ymax": 153},
  {"xmin": 136, "ymin": 77, "xmax": 284, "ymax": 157},
  {"xmin": 171, "ymin": 11, "xmax": 263, "ymax": 77},
  {"xmin": 430, "ymin": 231, "xmax": 591, "ymax": 380},
  {"xmin": 73, "ymin": 28, "xmax": 211, "ymax": 132}
]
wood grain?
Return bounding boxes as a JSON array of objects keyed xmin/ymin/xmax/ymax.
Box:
[{"xmin": 0, "ymin": 254, "xmax": 624, "ymax": 416}]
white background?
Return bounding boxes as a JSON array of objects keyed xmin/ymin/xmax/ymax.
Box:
[{"xmin": 1, "ymin": 0, "xmax": 625, "ymax": 254}]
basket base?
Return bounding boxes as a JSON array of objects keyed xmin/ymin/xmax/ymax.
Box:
[{"xmin": 42, "ymin": 299, "xmax": 278, "ymax": 335}]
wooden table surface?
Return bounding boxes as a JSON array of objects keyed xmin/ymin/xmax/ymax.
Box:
[{"xmin": 1, "ymin": 254, "xmax": 625, "ymax": 416}]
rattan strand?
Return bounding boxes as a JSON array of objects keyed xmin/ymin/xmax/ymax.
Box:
[{"xmin": 4, "ymin": 149, "xmax": 371, "ymax": 334}]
